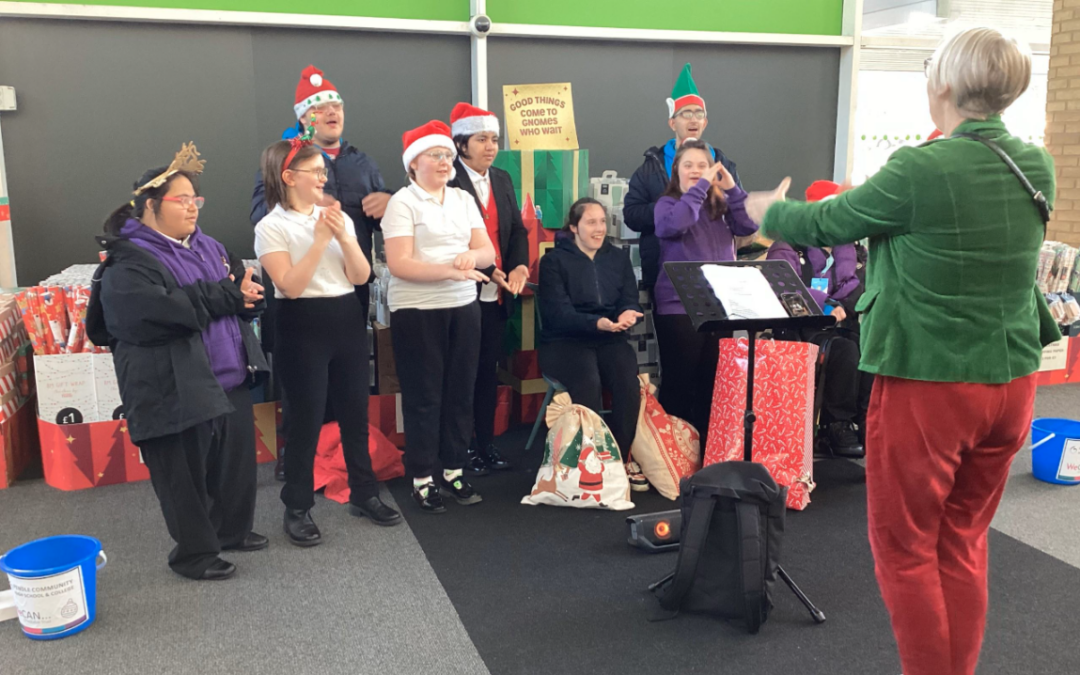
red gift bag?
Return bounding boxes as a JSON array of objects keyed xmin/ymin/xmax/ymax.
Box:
[
  {"xmin": 704, "ymin": 337, "xmax": 818, "ymax": 510},
  {"xmin": 313, "ymin": 423, "xmax": 405, "ymax": 504}
]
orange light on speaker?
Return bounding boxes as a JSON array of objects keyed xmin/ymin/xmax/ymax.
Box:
[{"xmin": 654, "ymin": 521, "xmax": 672, "ymax": 539}]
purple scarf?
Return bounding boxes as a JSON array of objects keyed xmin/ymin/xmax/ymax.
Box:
[{"xmin": 121, "ymin": 218, "xmax": 247, "ymax": 391}]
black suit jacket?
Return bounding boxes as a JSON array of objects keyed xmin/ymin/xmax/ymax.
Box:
[{"xmin": 449, "ymin": 158, "xmax": 530, "ymax": 315}]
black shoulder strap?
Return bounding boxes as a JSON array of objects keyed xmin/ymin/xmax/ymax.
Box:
[
  {"xmin": 948, "ymin": 132, "xmax": 1051, "ymax": 227},
  {"xmin": 736, "ymin": 501, "xmax": 765, "ymax": 634},
  {"xmin": 658, "ymin": 488, "xmax": 716, "ymax": 612}
]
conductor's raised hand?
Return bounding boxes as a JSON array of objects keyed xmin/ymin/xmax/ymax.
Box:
[{"xmin": 745, "ymin": 177, "xmax": 792, "ymax": 226}]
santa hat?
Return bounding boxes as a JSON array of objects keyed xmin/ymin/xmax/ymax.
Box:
[
  {"xmin": 450, "ymin": 102, "xmax": 500, "ymax": 137},
  {"xmin": 402, "ymin": 120, "xmax": 456, "ymax": 172},
  {"xmin": 293, "ymin": 65, "xmax": 343, "ymax": 120},
  {"xmin": 667, "ymin": 63, "xmax": 706, "ymax": 118},
  {"xmin": 805, "ymin": 180, "xmax": 842, "ymax": 202}
]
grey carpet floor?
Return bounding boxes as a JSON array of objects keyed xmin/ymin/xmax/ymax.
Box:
[
  {"xmin": 0, "ymin": 468, "xmax": 491, "ymax": 675},
  {"xmin": 1, "ymin": 384, "xmax": 1078, "ymax": 674}
]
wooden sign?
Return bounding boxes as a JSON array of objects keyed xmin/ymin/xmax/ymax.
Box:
[{"xmin": 502, "ymin": 83, "xmax": 579, "ymax": 150}]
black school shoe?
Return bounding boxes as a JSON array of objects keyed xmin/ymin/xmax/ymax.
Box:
[
  {"xmin": 463, "ymin": 447, "xmax": 491, "ymax": 477},
  {"xmin": 440, "ymin": 475, "xmax": 483, "ymax": 505},
  {"xmin": 348, "ymin": 496, "xmax": 403, "ymax": 526},
  {"xmin": 479, "ymin": 444, "xmax": 511, "ymax": 471},
  {"xmin": 826, "ymin": 420, "xmax": 865, "ymax": 459},
  {"xmin": 412, "ymin": 482, "xmax": 447, "ymax": 514}
]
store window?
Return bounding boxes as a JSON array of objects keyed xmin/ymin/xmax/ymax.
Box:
[{"xmin": 853, "ymin": 0, "xmax": 1052, "ymax": 182}]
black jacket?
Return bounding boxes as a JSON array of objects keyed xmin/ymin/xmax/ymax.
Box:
[
  {"xmin": 623, "ymin": 143, "xmax": 741, "ymax": 288},
  {"xmin": 538, "ymin": 236, "xmax": 641, "ymax": 343},
  {"xmin": 86, "ymin": 237, "xmax": 269, "ymax": 444},
  {"xmin": 448, "ymin": 159, "xmax": 530, "ymax": 316},
  {"xmin": 250, "ymin": 139, "xmax": 390, "ymax": 272}
]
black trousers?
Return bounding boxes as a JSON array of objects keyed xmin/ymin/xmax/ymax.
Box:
[
  {"xmin": 473, "ymin": 300, "xmax": 506, "ymax": 449},
  {"xmin": 537, "ymin": 338, "xmax": 641, "ymax": 458},
  {"xmin": 275, "ymin": 294, "xmax": 376, "ymax": 510},
  {"xmin": 140, "ymin": 386, "xmax": 256, "ymax": 579},
  {"xmin": 391, "ymin": 302, "xmax": 481, "ymax": 478},
  {"xmin": 807, "ymin": 331, "xmax": 874, "ymax": 425},
  {"xmin": 654, "ymin": 313, "xmax": 727, "ymax": 444},
  {"xmin": 275, "ymin": 286, "xmax": 368, "ymax": 441}
]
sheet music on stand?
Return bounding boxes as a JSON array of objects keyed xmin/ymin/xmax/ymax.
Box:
[{"xmin": 700, "ymin": 265, "xmax": 787, "ymax": 321}]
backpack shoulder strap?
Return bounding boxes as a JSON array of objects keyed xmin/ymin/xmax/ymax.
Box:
[
  {"xmin": 657, "ymin": 487, "xmax": 717, "ymax": 611},
  {"xmin": 944, "ymin": 133, "xmax": 1051, "ymax": 228},
  {"xmin": 736, "ymin": 501, "xmax": 765, "ymax": 634}
]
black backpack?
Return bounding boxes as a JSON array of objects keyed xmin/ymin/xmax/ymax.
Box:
[{"xmin": 651, "ymin": 461, "xmax": 787, "ymax": 633}]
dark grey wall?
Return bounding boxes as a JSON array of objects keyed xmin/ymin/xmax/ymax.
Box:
[
  {"xmin": 487, "ymin": 38, "xmax": 839, "ymax": 197},
  {"xmin": 0, "ymin": 19, "xmax": 471, "ymax": 285},
  {"xmin": 0, "ymin": 21, "xmax": 839, "ymax": 285}
]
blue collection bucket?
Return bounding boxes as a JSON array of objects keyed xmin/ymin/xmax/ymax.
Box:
[
  {"xmin": 0, "ymin": 535, "xmax": 106, "ymax": 640},
  {"xmin": 1030, "ymin": 418, "xmax": 1080, "ymax": 486}
]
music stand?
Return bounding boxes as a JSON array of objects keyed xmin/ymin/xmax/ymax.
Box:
[{"xmin": 657, "ymin": 259, "xmax": 830, "ymax": 624}]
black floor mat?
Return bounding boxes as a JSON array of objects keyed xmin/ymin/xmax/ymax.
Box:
[{"xmin": 388, "ymin": 426, "xmax": 1079, "ymax": 675}]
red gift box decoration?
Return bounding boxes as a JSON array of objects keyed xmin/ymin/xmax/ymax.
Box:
[
  {"xmin": 704, "ymin": 338, "xmax": 818, "ymax": 510},
  {"xmin": 0, "ymin": 396, "xmax": 41, "ymax": 489},
  {"xmin": 39, "ymin": 417, "xmax": 149, "ymax": 491}
]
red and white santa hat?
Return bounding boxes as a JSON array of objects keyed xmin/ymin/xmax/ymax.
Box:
[
  {"xmin": 449, "ymin": 102, "xmax": 500, "ymax": 137},
  {"xmin": 293, "ymin": 65, "xmax": 343, "ymax": 120},
  {"xmin": 402, "ymin": 120, "xmax": 457, "ymax": 171},
  {"xmin": 805, "ymin": 180, "xmax": 842, "ymax": 203}
]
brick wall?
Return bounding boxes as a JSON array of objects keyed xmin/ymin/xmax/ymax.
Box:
[{"xmin": 1047, "ymin": 0, "xmax": 1080, "ymax": 245}]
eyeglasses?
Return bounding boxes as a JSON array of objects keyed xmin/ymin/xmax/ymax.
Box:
[
  {"xmin": 289, "ymin": 168, "xmax": 329, "ymax": 179},
  {"xmin": 313, "ymin": 102, "xmax": 343, "ymax": 114},
  {"xmin": 422, "ymin": 151, "xmax": 455, "ymax": 163},
  {"xmin": 161, "ymin": 196, "xmax": 205, "ymax": 210},
  {"xmin": 675, "ymin": 110, "xmax": 707, "ymax": 121},
  {"xmin": 924, "ymin": 57, "xmax": 933, "ymax": 78}
]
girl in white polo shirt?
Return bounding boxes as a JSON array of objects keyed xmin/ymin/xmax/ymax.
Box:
[
  {"xmin": 255, "ymin": 139, "xmax": 402, "ymax": 547},
  {"xmin": 381, "ymin": 120, "xmax": 496, "ymax": 513}
]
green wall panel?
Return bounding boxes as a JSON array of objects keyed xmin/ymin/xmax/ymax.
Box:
[
  {"xmin": 7, "ymin": 0, "xmax": 469, "ymax": 21},
  {"xmin": 488, "ymin": 0, "xmax": 844, "ymax": 37}
]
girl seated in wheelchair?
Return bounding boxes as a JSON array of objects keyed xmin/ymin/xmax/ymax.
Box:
[{"xmin": 766, "ymin": 181, "xmax": 872, "ymax": 458}]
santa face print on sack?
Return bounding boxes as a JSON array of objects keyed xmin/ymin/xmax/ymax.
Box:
[{"xmin": 574, "ymin": 440, "xmax": 613, "ymax": 504}]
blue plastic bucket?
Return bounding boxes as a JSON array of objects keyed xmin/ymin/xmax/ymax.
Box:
[
  {"xmin": 1030, "ymin": 418, "xmax": 1080, "ymax": 486},
  {"xmin": 0, "ymin": 535, "xmax": 106, "ymax": 640}
]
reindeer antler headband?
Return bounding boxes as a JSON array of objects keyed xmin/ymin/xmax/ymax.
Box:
[{"xmin": 134, "ymin": 142, "xmax": 205, "ymax": 195}]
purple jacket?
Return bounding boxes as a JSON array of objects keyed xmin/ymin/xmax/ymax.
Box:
[
  {"xmin": 121, "ymin": 219, "xmax": 248, "ymax": 391},
  {"xmin": 653, "ymin": 178, "xmax": 758, "ymax": 315},
  {"xmin": 766, "ymin": 241, "xmax": 860, "ymax": 310}
]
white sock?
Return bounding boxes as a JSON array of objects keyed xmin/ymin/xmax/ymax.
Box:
[
  {"xmin": 413, "ymin": 477, "xmax": 433, "ymax": 494},
  {"xmin": 443, "ymin": 469, "xmax": 463, "ymax": 482}
]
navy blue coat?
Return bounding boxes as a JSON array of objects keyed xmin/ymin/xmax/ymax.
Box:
[{"xmin": 538, "ymin": 236, "xmax": 641, "ymax": 344}]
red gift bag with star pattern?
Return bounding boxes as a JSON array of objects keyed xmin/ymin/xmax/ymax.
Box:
[{"xmin": 704, "ymin": 337, "xmax": 817, "ymax": 510}]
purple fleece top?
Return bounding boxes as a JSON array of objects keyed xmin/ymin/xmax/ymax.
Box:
[
  {"xmin": 122, "ymin": 219, "xmax": 247, "ymax": 391},
  {"xmin": 766, "ymin": 241, "xmax": 860, "ymax": 310},
  {"xmin": 653, "ymin": 178, "xmax": 758, "ymax": 315}
]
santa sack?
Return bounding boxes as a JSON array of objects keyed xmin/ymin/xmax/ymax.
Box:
[
  {"xmin": 629, "ymin": 373, "xmax": 701, "ymax": 500},
  {"xmin": 313, "ymin": 423, "xmax": 405, "ymax": 504},
  {"xmin": 522, "ymin": 392, "xmax": 634, "ymax": 510},
  {"xmin": 705, "ymin": 337, "xmax": 817, "ymax": 510}
]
